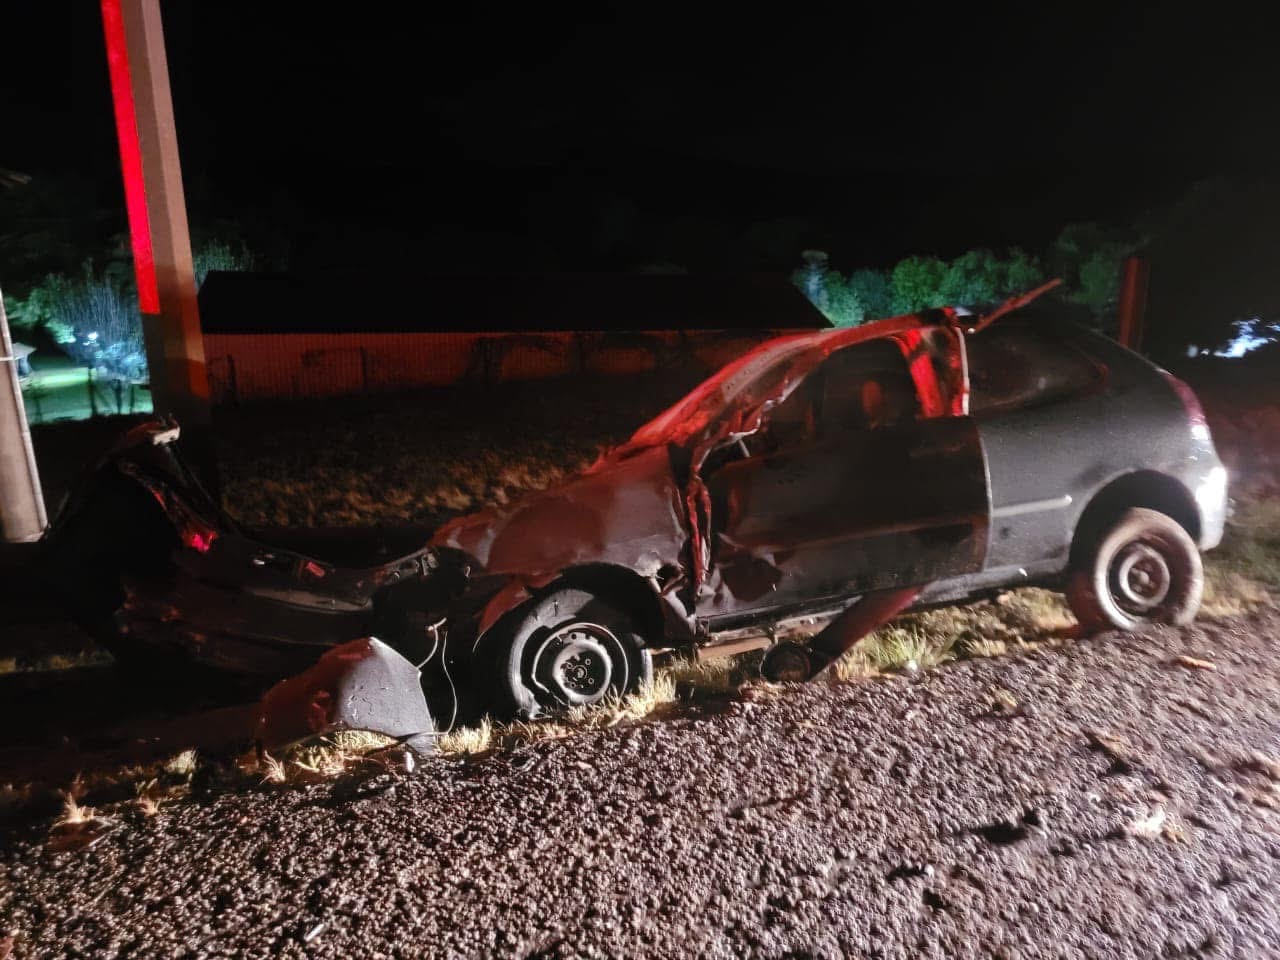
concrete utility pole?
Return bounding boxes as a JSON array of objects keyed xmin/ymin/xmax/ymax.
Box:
[
  {"xmin": 0, "ymin": 289, "xmax": 48, "ymax": 542},
  {"xmin": 101, "ymin": 0, "xmax": 210, "ymax": 431}
]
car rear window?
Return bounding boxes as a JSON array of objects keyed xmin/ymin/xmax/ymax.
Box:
[{"xmin": 966, "ymin": 326, "xmax": 1100, "ymax": 416}]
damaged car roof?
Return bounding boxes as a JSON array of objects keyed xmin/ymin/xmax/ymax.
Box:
[{"xmin": 621, "ymin": 280, "xmax": 1062, "ymax": 456}]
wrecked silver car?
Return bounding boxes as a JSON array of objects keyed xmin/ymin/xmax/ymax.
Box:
[{"xmin": 42, "ymin": 284, "xmax": 1229, "ymax": 725}]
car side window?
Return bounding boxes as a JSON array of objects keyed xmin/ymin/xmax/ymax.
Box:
[
  {"xmin": 721, "ymin": 337, "xmax": 926, "ymax": 465},
  {"xmin": 966, "ymin": 326, "xmax": 1100, "ymax": 417},
  {"xmin": 819, "ymin": 339, "xmax": 919, "ymax": 433}
]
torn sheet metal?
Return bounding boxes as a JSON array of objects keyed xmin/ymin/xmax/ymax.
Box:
[
  {"xmin": 255, "ymin": 637, "xmax": 437, "ymax": 755},
  {"xmin": 42, "ymin": 420, "xmax": 455, "ymax": 676},
  {"xmin": 432, "ymin": 443, "xmax": 686, "ymax": 581}
]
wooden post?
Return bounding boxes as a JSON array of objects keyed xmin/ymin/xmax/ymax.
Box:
[
  {"xmin": 1117, "ymin": 256, "xmax": 1149, "ymax": 351},
  {"xmin": 101, "ymin": 0, "xmax": 210, "ymax": 431},
  {"xmin": 0, "ymin": 289, "xmax": 48, "ymax": 542}
]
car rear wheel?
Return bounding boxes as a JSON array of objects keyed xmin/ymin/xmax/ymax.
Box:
[
  {"xmin": 1066, "ymin": 507, "xmax": 1203, "ymax": 634},
  {"xmin": 481, "ymin": 587, "xmax": 654, "ymax": 720}
]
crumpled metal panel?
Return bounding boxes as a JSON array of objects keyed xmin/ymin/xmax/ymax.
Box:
[
  {"xmin": 432, "ymin": 311, "xmax": 994, "ymax": 637},
  {"xmin": 432, "ymin": 443, "xmax": 686, "ymax": 582},
  {"xmin": 255, "ymin": 637, "xmax": 437, "ymax": 756}
]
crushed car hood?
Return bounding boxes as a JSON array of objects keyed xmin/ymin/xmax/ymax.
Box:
[{"xmin": 430, "ymin": 443, "xmax": 686, "ymax": 581}]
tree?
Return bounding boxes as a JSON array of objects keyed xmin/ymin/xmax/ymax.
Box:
[
  {"xmin": 939, "ymin": 249, "xmax": 1004, "ymax": 307},
  {"xmin": 1049, "ymin": 222, "xmax": 1135, "ymax": 319},
  {"xmin": 890, "ymin": 256, "xmax": 948, "ymax": 314},
  {"xmin": 1073, "ymin": 246, "xmax": 1128, "ymax": 317},
  {"xmin": 1002, "ymin": 247, "xmax": 1044, "ymax": 294},
  {"xmin": 0, "ymin": 172, "xmax": 121, "ymax": 297},
  {"xmin": 193, "ymin": 239, "xmax": 255, "ymax": 289},
  {"xmin": 847, "ymin": 268, "xmax": 893, "ymax": 320},
  {"xmin": 791, "ymin": 251, "xmax": 868, "ymax": 327},
  {"xmin": 56, "ymin": 274, "xmax": 145, "ymax": 384},
  {"xmin": 794, "ymin": 250, "xmax": 830, "ymax": 308},
  {"xmin": 819, "ymin": 273, "xmax": 866, "ymax": 327}
]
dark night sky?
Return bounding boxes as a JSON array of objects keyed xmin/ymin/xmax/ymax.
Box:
[{"xmin": 3, "ymin": 4, "xmax": 1277, "ymax": 272}]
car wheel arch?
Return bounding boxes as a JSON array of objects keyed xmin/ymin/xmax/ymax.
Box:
[
  {"xmin": 552, "ymin": 563, "xmax": 671, "ymax": 648},
  {"xmin": 466, "ymin": 570, "xmax": 662, "ymax": 720},
  {"xmin": 469, "ymin": 563, "xmax": 671, "ymax": 655},
  {"xmin": 1069, "ymin": 471, "xmax": 1201, "ymax": 566}
]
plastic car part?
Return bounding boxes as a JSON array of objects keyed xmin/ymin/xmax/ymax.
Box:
[{"xmin": 254, "ymin": 637, "xmax": 437, "ymax": 756}]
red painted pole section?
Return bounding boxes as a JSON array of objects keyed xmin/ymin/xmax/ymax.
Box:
[
  {"xmin": 100, "ymin": 0, "xmax": 210, "ymax": 439},
  {"xmin": 1117, "ymin": 256, "xmax": 1149, "ymax": 351},
  {"xmin": 101, "ymin": 0, "xmax": 159, "ymax": 315}
]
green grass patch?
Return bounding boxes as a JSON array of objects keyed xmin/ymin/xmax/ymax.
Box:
[{"xmin": 1202, "ymin": 498, "xmax": 1279, "ymax": 618}]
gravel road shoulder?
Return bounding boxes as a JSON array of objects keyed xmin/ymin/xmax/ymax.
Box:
[{"xmin": 4, "ymin": 609, "xmax": 1280, "ymax": 959}]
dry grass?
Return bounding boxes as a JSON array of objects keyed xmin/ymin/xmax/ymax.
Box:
[
  {"xmin": 825, "ymin": 495, "xmax": 1276, "ymax": 685},
  {"xmin": 661, "ymin": 655, "xmax": 749, "ymax": 697},
  {"xmin": 54, "ymin": 792, "xmax": 97, "ymax": 828},
  {"xmin": 328, "ymin": 729, "xmax": 396, "ymax": 753},
  {"xmin": 163, "ymin": 749, "xmax": 199, "ymax": 778},
  {"xmin": 988, "ymin": 687, "xmax": 1020, "ymax": 712},
  {"xmin": 258, "ymin": 751, "xmax": 288, "ymax": 785},
  {"xmin": 252, "ymin": 730, "xmax": 402, "ymax": 783},
  {"xmin": 1201, "ymin": 499, "xmax": 1279, "ymax": 618},
  {"xmin": 861, "ymin": 625, "xmax": 956, "ymax": 673},
  {"xmin": 289, "ymin": 745, "xmax": 355, "ymax": 780},
  {"xmin": 1203, "ymin": 570, "xmax": 1271, "ymax": 618},
  {"xmin": 833, "ymin": 587, "xmax": 1073, "ymax": 681},
  {"xmin": 0, "ymin": 649, "xmax": 114, "ymax": 675},
  {"xmin": 436, "ymin": 675, "xmax": 683, "ymax": 756},
  {"xmin": 133, "ymin": 779, "xmax": 166, "ymax": 817},
  {"xmin": 437, "ymin": 717, "xmax": 496, "ymax": 756}
]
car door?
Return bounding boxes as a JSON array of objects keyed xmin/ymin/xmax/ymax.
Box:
[
  {"xmin": 963, "ymin": 321, "xmax": 1107, "ymax": 571},
  {"xmin": 695, "ymin": 330, "xmax": 991, "ymax": 622}
]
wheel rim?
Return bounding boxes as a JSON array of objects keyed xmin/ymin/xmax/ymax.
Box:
[
  {"xmin": 1109, "ymin": 540, "xmax": 1172, "ymax": 616},
  {"xmin": 530, "ymin": 622, "xmax": 623, "ymax": 707}
]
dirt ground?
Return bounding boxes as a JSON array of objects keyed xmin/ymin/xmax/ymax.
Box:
[{"xmin": 4, "ymin": 610, "xmax": 1280, "ymax": 958}]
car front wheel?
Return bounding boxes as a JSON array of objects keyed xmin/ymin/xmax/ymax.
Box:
[
  {"xmin": 1066, "ymin": 507, "xmax": 1203, "ymax": 634},
  {"xmin": 481, "ymin": 587, "xmax": 654, "ymax": 719}
]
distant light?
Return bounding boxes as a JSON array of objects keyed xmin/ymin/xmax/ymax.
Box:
[
  {"xmin": 87, "ymin": 331, "xmax": 99, "ymax": 342},
  {"xmin": 1213, "ymin": 317, "xmax": 1278, "ymax": 358}
]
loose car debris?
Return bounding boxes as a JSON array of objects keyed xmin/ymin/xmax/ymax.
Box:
[
  {"xmin": 1173, "ymin": 654, "xmax": 1217, "ymax": 671},
  {"xmin": 255, "ymin": 638, "xmax": 437, "ymax": 757}
]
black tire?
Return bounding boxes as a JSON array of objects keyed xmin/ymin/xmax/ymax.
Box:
[
  {"xmin": 760, "ymin": 640, "xmax": 813, "ymax": 683},
  {"xmin": 1066, "ymin": 507, "xmax": 1203, "ymax": 634},
  {"xmin": 480, "ymin": 587, "xmax": 654, "ymax": 720}
]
